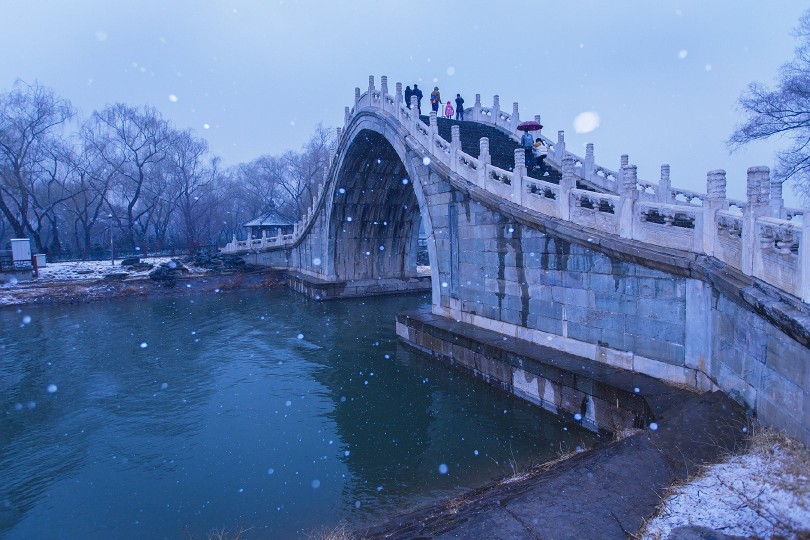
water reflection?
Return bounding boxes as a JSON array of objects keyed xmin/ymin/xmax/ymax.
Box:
[{"xmin": 0, "ymin": 290, "xmax": 596, "ymax": 538}]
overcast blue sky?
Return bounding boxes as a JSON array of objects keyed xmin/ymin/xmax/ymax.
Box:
[{"xmin": 1, "ymin": 1, "xmax": 807, "ymax": 205}]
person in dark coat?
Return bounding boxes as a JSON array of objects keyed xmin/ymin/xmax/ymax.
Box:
[
  {"xmin": 413, "ymin": 84, "xmax": 423, "ymax": 115},
  {"xmin": 455, "ymin": 94, "xmax": 465, "ymax": 120},
  {"xmin": 404, "ymin": 86, "xmax": 413, "ymax": 108}
]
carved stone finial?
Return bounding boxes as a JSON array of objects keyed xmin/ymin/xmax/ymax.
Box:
[
  {"xmin": 620, "ymin": 154, "xmax": 629, "ymax": 168},
  {"xmin": 480, "ymin": 137, "xmax": 490, "ymax": 155},
  {"xmin": 707, "ymin": 170, "xmax": 727, "ymax": 200},
  {"xmin": 475, "ymin": 94, "xmax": 481, "ymax": 107},
  {"xmin": 622, "ymin": 165, "xmax": 638, "ymax": 193},
  {"xmin": 586, "ymin": 143, "xmax": 594, "ymax": 158},
  {"xmin": 493, "ymin": 95, "xmax": 500, "ymax": 108},
  {"xmin": 660, "ymin": 164, "xmax": 670, "ymax": 183},
  {"xmin": 747, "ymin": 166, "xmax": 770, "ymax": 206},
  {"xmin": 380, "ymin": 76, "xmax": 388, "ymax": 95},
  {"xmin": 557, "ymin": 131, "xmax": 565, "ymax": 144}
]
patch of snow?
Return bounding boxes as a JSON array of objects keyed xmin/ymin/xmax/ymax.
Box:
[{"xmin": 643, "ymin": 438, "xmax": 810, "ymax": 539}]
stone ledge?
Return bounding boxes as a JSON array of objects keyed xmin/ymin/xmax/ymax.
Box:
[{"xmin": 397, "ymin": 308, "xmax": 697, "ymax": 434}]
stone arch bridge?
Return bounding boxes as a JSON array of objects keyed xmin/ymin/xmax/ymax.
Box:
[{"xmin": 223, "ymin": 75, "xmax": 810, "ymax": 445}]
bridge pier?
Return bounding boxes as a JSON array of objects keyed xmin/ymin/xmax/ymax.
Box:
[{"xmin": 286, "ymin": 271, "xmax": 430, "ymax": 300}]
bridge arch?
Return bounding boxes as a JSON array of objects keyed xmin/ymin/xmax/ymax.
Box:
[{"xmin": 320, "ymin": 111, "xmax": 442, "ymax": 303}]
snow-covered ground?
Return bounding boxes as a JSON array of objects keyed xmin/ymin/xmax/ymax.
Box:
[
  {"xmin": 643, "ymin": 429, "xmax": 810, "ymax": 539},
  {"xmin": 3, "ymin": 257, "xmax": 207, "ymax": 285}
]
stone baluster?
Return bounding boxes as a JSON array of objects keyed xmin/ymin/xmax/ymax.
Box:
[
  {"xmin": 429, "ymin": 111, "xmax": 438, "ymax": 137},
  {"xmin": 560, "ymin": 155, "xmax": 575, "ymax": 221},
  {"xmin": 368, "ymin": 75, "xmax": 375, "ymax": 104},
  {"xmin": 742, "ymin": 166, "xmax": 771, "ymax": 276},
  {"xmin": 473, "ymin": 93, "xmax": 482, "ymax": 122},
  {"xmin": 336, "ymin": 126, "xmax": 342, "ymax": 142},
  {"xmin": 658, "ymin": 165, "xmax": 672, "ymax": 203},
  {"xmin": 450, "ymin": 125, "xmax": 461, "ymax": 171},
  {"xmin": 513, "ymin": 148, "xmax": 526, "ymax": 205},
  {"xmin": 555, "ymin": 131, "xmax": 566, "ymax": 162},
  {"xmin": 769, "ymin": 177, "xmax": 785, "ymax": 218},
  {"xmin": 512, "ymin": 102, "xmax": 520, "ymax": 131},
  {"xmin": 478, "ymin": 137, "xmax": 491, "ymax": 185},
  {"xmin": 344, "ymin": 106, "xmax": 350, "ymax": 126},
  {"xmin": 380, "ymin": 75, "xmax": 388, "ymax": 105},
  {"xmin": 801, "ymin": 205, "xmax": 810, "ymax": 302},
  {"xmin": 354, "ymin": 87, "xmax": 361, "ymax": 110},
  {"xmin": 395, "ymin": 82, "xmax": 403, "ymax": 112},
  {"xmin": 583, "ymin": 143, "xmax": 595, "ymax": 180},
  {"xmin": 492, "ymin": 95, "xmax": 500, "ymax": 126},
  {"xmin": 410, "ymin": 96, "xmax": 419, "ymax": 130},
  {"xmin": 276, "ymin": 227, "xmax": 282, "ymax": 240},
  {"xmin": 617, "ymin": 154, "xmax": 629, "ymax": 186},
  {"xmin": 619, "ymin": 165, "xmax": 638, "ymax": 239},
  {"xmin": 704, "ymin": 169, "xmax": 727, "ymax": 256}
]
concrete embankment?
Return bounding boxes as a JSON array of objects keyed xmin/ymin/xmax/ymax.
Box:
[{"xmin": 363, "ymin": 391, "xmax": 747, "ymax": 539}]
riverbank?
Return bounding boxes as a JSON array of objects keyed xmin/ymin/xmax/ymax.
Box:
[
  {"xmin": 0, "ymin": 257, "xmax": 285, "ymax": 307},
  {"xmin": 349, "ymin": 393, "xmax": 809, "ymax": 540}
]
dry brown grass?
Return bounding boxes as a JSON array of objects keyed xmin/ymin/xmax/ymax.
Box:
[{"xmin": 308, "ymin": 521, "xmax": 359, "ymax": 540}]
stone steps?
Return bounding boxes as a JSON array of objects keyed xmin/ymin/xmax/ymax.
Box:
[{"xmin": 420, "ymin": 115, "xmax": 563, "ymax": 184}]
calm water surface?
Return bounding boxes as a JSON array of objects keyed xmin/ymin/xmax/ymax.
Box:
[{"xmin": 0, "ymin": 289, "xmax": 596, "ymax": 539}]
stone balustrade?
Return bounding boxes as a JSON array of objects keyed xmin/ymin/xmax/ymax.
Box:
[{"xmin": 223, "ymin": 75, "xmax": 809, "ymax": 303}]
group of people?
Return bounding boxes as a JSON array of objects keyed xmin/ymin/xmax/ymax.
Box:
[
  {"xmin": 404, "ymin": 85, "xmax": 466, "ymax": 121},
  {"xmin": 521, "ymin": 129, "xmax": 549, "ymax": 176}
]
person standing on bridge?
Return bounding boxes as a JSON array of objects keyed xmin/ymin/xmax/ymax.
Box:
[
  {"xmin": 405, "ymin": 85, "xmax": 413, "ymax": 108},
  {"xmin": 430, "ymin": 87, "xmax": 441, "ymax": 113},
  {"xmin": 413, "ymin": 84, "xmax": 423, "ymax": 114},
  {"xmin": 444, "ymin": 101, "xmax": 454, "ymax": 119},
  {"xmin": 455, "ymin": 94, "xmax": 465, "ymax": 120},
  {"xmin": 521, "ymin": 129, "xmax": 535, "ymax": 170}
]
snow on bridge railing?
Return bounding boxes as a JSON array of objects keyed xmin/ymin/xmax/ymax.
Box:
[{"xmin": 226, "ymin": 75, "xmax": 810, "ymax": 303}]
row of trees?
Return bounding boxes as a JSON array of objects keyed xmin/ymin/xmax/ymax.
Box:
[{"xmin": 0, "ymin": 80, "xmax": 334, "ymax": 258}]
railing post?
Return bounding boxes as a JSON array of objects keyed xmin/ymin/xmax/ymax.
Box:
[
  {"xmin": 801, "ymin": 204, "xmax": 810, "ymax": 303},
  {"xmin": 380, "ymin": 75, "xmax": 388, "ymax": 106},
  {"xmin": 354, "ymin": 87, "xmax": 361, "ymax": 110},
  {"xmin": 619, "ymin": 165, "xmax": 638, "ymax": 239},
  {"xmin": 583, "ymin": 143, "xmax": 595, "ymax": 179},
  {"xmin": 769, "ymin": 177, "xmax": 785, "ymax": 219},
  {"xmin": 395, "ymin": 82, "xmax": 403, "ymax": 111},
  {"xmin": 555, "ymin": 131, "xmax": 566, "ymax": 162},
  {"xmin": 513, "ymin": 148, "xmax": 526, "ymax": 205},
  {"xmin": 344, "ymin": 106, "xmax": 350, "ymax": 126},
  {"xmin": 336, "ymin": 126, "xmax": 342, "ymax": 142},
  {"xmin": 410, "ymin": 96, "xmax": 419, "ymax": 130},
  {"xmin": 473, "ymin": 93, "xmax": 482, "ymax": 122},
  {"xmin": 368, "ymin": 75, "xmax": 375, "ymax": 103},
  {"xmin": 742, "ymin": 166, "xmax": 770, "ymax": 276},
  {"xmin": 450, "ymin": 125, "xmax": 460, "ymax": 172},
  {"xmin": 658, "ymin": 165, "xmax": 672, "ymax": 203},
  {"xmin": 617, "ymin": 154, "xmax": 629, "ymax": 185},
  {"xmin": 512, "ymin": 102, "xmax": 520, "ymax": 131},
  {"xmin": 560, "ymin": 155, "xmax": 575, "ymax": 221},
  {"xmin": 429, "ymin": 110, "xmax": 438, "ymax": 136},
  {"xmin": 478, "ymin": 137, "xmax": 491, "ymax": 185},
  {"xmin": 492, "ymin": 95, "xmax": 500, "ymax": 126},
  {"xmin": 704, "ymin": 169, "xmax": 727, "ymax": 256}
]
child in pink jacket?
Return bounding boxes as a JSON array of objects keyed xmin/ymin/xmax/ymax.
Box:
[{"xmin": 444, "ymin": 101, "xmax": 454, "ymax": 119}]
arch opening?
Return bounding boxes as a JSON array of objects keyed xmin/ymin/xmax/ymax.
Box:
[{"xmin": 329, "ymin": 130, "xmax": 425, "ymax": 283}]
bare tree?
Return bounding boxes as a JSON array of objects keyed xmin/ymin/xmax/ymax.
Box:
[
  {"xmin": 0, "ymin": 80, "xmax": 74, "ymax": 248},
  {"xmin": 169, "ymin": 130, "xmax": 219, "ymax": 249},
  {"xmin": 276, "ymin": 124, "xmax": 335, "ymax": 218},
  {"xmin": 91, "ymin": 104, "xmax": 174, "ymax": 248},
  {"xmin": 729, "ymin": 9, "xmax": 810, "ymax": 201}
]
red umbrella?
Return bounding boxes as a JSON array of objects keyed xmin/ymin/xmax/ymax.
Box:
[{"xmin": 517, "ymin": 120, "xmax": 543, "ymax": 131}]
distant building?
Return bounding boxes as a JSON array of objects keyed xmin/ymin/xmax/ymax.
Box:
[{"xmin": 243, "ymin": 208, "xmax": 296, "ymax": 239}]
